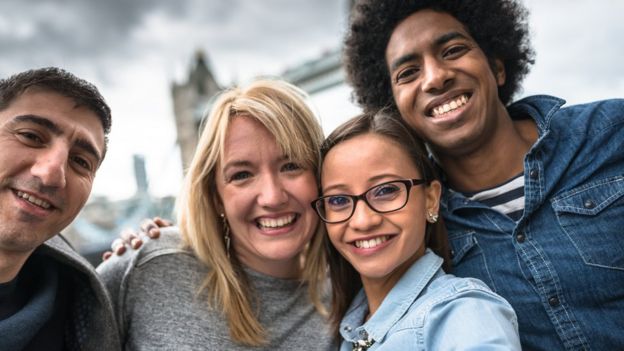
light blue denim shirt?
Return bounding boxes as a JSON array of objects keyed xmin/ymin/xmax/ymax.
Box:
[
  {"xmin": 338, "ymin": 249, "xmax": 520, "ymax": 350},
  {"xmin": 442, "ymin": 95, "xmax": 624, "ymax": 350}
]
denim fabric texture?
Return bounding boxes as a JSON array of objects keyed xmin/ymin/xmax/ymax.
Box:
[
  {"xmin": 338, "ymin": 249, "xmax": 520, "ymax": 350},
  {"xmin": 442, "ymin": 95, "xmax": 624, "ymax": 350}
]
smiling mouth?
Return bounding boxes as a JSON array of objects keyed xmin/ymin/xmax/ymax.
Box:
[
  {"xmin": 429, "ymin": 94, "xmax": 470, "ymax": 117},
  {"xmin": 256, "ymin": 214, "xmax": 298, "ymax": 229},
  {"xmin": 353, "ymin": 235, "xmax": 392, "ymax": 249},
  {"xmin": 15, "ymin": 190, "xmax": 52, "ymax": 209}
]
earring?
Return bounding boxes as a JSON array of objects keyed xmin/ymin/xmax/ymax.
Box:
[
  {"xmin": 426, "ymin": 211, "xmax": 439, "ymax": 224},
  {"xmin": 220, "ymin": 213, "xmax": 231, "ymax": 258}
]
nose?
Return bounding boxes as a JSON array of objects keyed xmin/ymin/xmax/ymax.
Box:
[
  {"xmin": 348, "ymin": 200, "xmax": 382, "ymax": 232},
  {"xmin": 257, "ymin": 174, "xmax": 288, "ymax": 208},
  {"xmin": 421, "ymin": 57, "xmax": 453, "ymax": 93},
  {"xmin": 31, "ymin": 147, "xmax": 67, "ymax": 189}
]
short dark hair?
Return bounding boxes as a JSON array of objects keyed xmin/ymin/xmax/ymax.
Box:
[
  {"xmin": 0, "ymin": 67, "xmax": 112, "ymax": 143},
  {"xmin": 344, "ymin": 0, "xmax": 535, "ymax": 112},
  {"xmin": 319, "ymin": 108, "xmax": 451, "ymax": 337}
]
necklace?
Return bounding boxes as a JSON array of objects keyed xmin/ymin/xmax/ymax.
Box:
[{"xmin": 352, "ymin": 335, "xmax": 375, "ymax": 351}]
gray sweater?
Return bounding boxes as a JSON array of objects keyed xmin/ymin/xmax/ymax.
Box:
[{"xmin": 97, "ymin": 228, "xmax": 336, "ymax": 350}]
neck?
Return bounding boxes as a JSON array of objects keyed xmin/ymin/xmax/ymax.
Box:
[
  {"xmin": 437, "ymin": 118, "xmax": 537, "ymax": 192},
  {"xmin": 238, "ymin": 254, "xmax": 303, "ymax": 280},
  {"xmin": 0, "ymin": 249, "xmax": 33, "ymax": 283},
  {"xmin": 360, "ymin": 250, "xmax": 421, "ymax": 319}
]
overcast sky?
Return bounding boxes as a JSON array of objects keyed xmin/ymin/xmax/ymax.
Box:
[{"xmin": 2, "ymin": 0, "xmax": 623, "ymax": 201}]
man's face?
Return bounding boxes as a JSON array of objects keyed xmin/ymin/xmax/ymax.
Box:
[
  {"xmin": 0, "ymin": 89, "xmax": 105, "ymax": 254},
  {"xmin": 385, "ymin": 9, "xmax": 507, "ymax": 157}
]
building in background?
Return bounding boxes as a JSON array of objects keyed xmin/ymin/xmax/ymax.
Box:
[
  {"xmin": 171, "ymin": 50, "xmax": 222, "ymax": 170},
  {"xmin": 63, "ymin": 155, "xmax": 175, "ymax": 265}
]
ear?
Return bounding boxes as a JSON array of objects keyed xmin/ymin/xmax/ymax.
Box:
[
  {"xmin": 425, "ymin": 180, "xmax": 442, "ymax": 216},
  {"xmin": 212, "ymin": 191, "xmax": 226, "ymax": 217},
  {"xmin": 494, "ymin": 58, "xmax": 506, "ymax": 86}
]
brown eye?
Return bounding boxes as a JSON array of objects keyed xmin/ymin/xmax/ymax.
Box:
[
  {"xmin": 17, "ymin": 131, "xmax": 44, "ymax": 145},
  {"xmin": 444, "ymin": 45, "xmax": 468, "ymax": 59},
  {"xmin": 395, "ymin": 67, "xmax": 419, "ymax": 84}
]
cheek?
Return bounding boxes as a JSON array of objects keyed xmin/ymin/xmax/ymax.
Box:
[
  {"xmin": 325, "ymin": 224, "xmax": 344, "ymax": 247},
  {"xmin": 293, "ymin": 172, "xmax": 320, "ymax": 203}
]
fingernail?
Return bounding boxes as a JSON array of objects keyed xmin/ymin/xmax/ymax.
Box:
[{"xmin": 131, "ymin": 238, "xmax": 142, "ymax": 249}]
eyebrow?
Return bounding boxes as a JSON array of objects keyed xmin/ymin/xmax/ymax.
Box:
[
  {"xmin": 389, "ymin": 31, "xmax": 470, "ymax": 72},
  {"xmin": 13, "ymin": 114, "xmax": 102, "ymax": 164},
  {"xmin": 322, "ymin": 174, "xmax": 403, "ymax": 195}
]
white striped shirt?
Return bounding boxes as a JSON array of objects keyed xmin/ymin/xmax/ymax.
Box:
[{"xmin": 464, "ymin": 173, "xmax": 525, "ymax": 221}]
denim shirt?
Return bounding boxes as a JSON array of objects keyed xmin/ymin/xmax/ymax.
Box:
[
  {"xmin": 442, "ymin": 95, "xmax": 624, "ymax": 350},
  {"xmin": 338, "ymin": 249, "xmax": 520, "ymax": 350}
]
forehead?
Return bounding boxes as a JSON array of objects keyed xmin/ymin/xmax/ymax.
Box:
[
  {"xmin": 386, "ymin": 9, "xmax": 473, "ymax": 57},
  {"xmin": 222, "ymin": 116, "xmax": 279, "ymax": 159},
  {"xmin": 324, "ymin": 133, "xmax": 420, "ymax": 176},
  {"xmin": 0, "ymin": 89, "xmax": 105, "ymax": 157}
]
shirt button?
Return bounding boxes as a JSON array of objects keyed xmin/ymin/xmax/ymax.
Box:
[
  {"xmin": 359, "ymin": 330, "xmax": 368, "ymax": 338},
  {"xmin": 548, "ymin": 296, "xmax": 560, "ymax": 307},
  {"xmin": 529, "ymin": 170, "xmax": 539, "ymax": 179},
  {"xmin": 583, "ymin": 199, "xmax": 596, "ymax": 209},
  {"xmin": 343, "ymin": 326, "xmax": 352, "ymax": 332},
  {"xmin": 450, "ymin": 250, "xmax": 455, "ymax": 259},
  {"xmin": 516, "ymin": 233, "xmax": 526, "ymax": 243}
]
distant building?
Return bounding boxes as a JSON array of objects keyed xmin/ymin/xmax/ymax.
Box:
[
  {"xmin": 171, "ymin": 51, "xmax": 222, "ymax": 171},
  {"xmin": 63, "ymin": 155, "xmax": 175, "ymax": 265}
]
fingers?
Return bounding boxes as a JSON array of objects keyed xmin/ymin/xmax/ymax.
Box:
[
  {"xmin": 111, "ymin": 238, "xmax": 127, "ymax": 256},
  {"xmin": 141, "ymin": 217, "xmax": 173, "ymax": 239},
  {"xmin": 120, "ymin": 228, "xmax": 139, "ymax": 244}
]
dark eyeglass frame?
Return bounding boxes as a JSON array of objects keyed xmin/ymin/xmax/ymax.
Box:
[{"xmin": 311, "ymin": 178, "xmax": 426, "ymax": 224}]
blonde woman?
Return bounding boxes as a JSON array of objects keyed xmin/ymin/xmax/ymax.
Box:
[{"xmin": 98, "ymin": 80, "xmax": 334, "ymax": 350}]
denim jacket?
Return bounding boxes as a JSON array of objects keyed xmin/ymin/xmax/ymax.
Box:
[
  {"xmin": 338, "ymin": 249, "xmax": 520, "ymax": 350},
  {"xmin": 442, "ymin": 95, "xmax": 624, "ymax": 350}
]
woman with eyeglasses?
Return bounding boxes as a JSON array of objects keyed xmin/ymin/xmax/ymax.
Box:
[{"xmin": 311, "ymin": 109, "xmax": 520, "ymax": 350}]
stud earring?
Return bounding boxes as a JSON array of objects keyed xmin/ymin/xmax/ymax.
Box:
[
  {"xmin": 220, "ymin": 213, "xmax": 231, "ymax": 258},
  {"xmin": 426, "ymin": 211, "xmax": 439, "ymax": 224}
]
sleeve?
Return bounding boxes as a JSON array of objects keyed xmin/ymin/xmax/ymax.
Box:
[{"xmin": 424, "ymin": 282, "xmax": 521, "ymax": 350}]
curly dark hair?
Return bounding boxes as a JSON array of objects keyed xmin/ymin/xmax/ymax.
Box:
[
  {"xmin": 0, "ymin": 67, "xmax": 112, "ymax": 143},
  {"xmin": 344, "ymin": 0, "xmax": 535, "ymax": 111}
]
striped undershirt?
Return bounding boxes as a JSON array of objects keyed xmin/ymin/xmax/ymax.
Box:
[{"xmin": 462, "ymin": 173, "xmax": 525, "ymax": 221}]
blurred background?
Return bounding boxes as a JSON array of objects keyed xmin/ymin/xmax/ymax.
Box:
[{"xmin": 1, "ymin": 0, "xmax": 623, "ymax": 264}]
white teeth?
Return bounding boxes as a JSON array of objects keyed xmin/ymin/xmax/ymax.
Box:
[
  {"xmin": 16, "ymin": 191, "xmax": 51, "ymax": 209},
  {"xmin": 257, "ymin": 214, "xmax": 296, "ymax": 229},
  {"xmin": 354, "ymin": 236, "xmax": 389, "ymax": 249},
  {"xmin": 432, "ymin": 94, "xmax": 469, "ymax": 117}
]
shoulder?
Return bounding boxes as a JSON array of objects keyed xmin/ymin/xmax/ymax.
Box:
[
  {"xmin": 96, "ymin": 227, "xmax": 197, "ymax": 302},
  {"xmin": 391, "ymin": 274, "xmax": 516, "ymax": 332},
  {"xmin": 555, "ymin": 98, "xmax": 624, "ymax": 132},
  {"xmin": 377, "ymin": 275, "xmax": 520, "ymax": 350}
]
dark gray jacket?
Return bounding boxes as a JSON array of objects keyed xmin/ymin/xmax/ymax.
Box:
[{"xmin": 39, "ymin": 235, "xmax": 121, "ymax": 350}]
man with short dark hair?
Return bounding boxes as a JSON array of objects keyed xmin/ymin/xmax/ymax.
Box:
[
  {"xmin": 344, "ymin": 1, "xmax": 624, "ymax": 349},
  {"xmin": 0, "ymin": 67, "xmax": 120, "ymax": 350}
]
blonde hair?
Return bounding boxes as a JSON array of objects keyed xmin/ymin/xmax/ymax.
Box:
[{"xmin": 176, "ymin": 79, "xmax": 327, "ymax": 346}]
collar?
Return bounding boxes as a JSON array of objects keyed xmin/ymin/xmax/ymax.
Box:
[
  {"xmin": 507, "ymin": 94, "xmax": 566, "ymax": 136},
  {"xmin": 439, "ymin": 95, "xmax": 566, "ymax": 210},
  {"xmin": 339, "ymin": 249, "xmax": 443, "ymax": 344}
]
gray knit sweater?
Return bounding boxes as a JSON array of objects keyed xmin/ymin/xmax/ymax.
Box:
[{"xmin": 97, "ymin": 228, "xmax": 336, "ymax": 350}]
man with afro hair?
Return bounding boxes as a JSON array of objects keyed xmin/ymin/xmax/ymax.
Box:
[{"xmin": 344, "ymin": 0, "xmax": 624, "ymax": 350}]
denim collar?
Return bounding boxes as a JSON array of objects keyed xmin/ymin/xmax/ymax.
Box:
[
  {"xmin": 439, "ymin": 95, "xmax": 566, "ymax": 212},
  {"xmin": 339, "ymin": 249, "xmax": 443, "ymax": 344}
]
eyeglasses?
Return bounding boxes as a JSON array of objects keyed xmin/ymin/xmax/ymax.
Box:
[{"xmin": 311, "ymin": 179, "xmax": 426, "ymax": 224}]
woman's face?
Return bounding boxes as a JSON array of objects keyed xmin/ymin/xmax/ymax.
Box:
[
  {"xmin": 321, "ymin": 133, "xmax": 441, "ymax": 285},
  {"xmin": 215, "ymin": 115, "xmax": 319, "ymax": 278}
]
